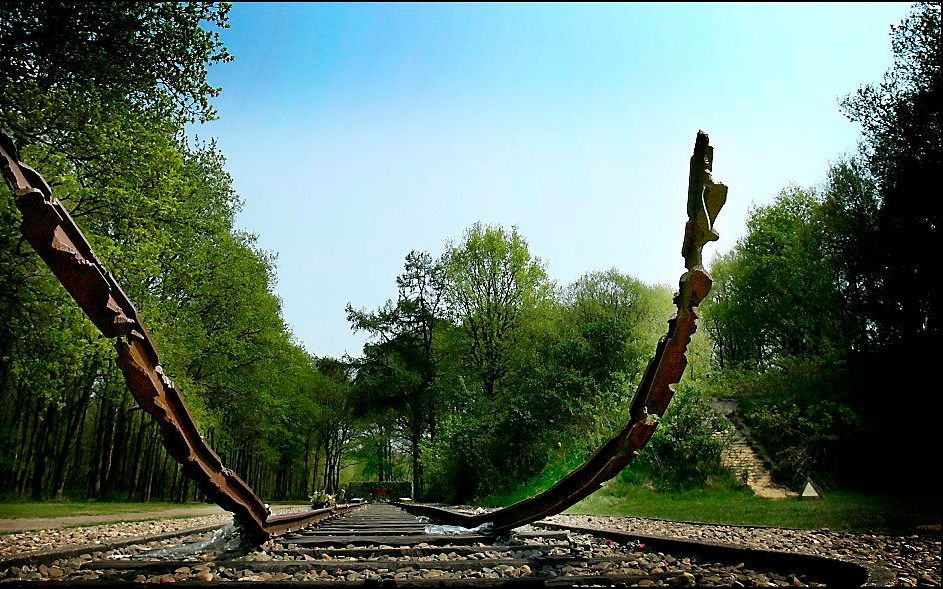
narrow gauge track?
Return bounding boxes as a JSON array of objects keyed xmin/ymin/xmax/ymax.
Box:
[{"xmin": 2, "ymin": 504, "xmax": 876, "ymax": 586}]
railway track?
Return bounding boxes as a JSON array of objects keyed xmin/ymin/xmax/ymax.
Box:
[
  {"xmin": 1, "ymin": 503, "xmax": 880, "ymax": 586},
  {"xmin": 0, "ymin": 130, "xmax": 894, "ymax": 586},
  {"xmin": 2, "ymin": 129, "xmax": 729, "ymax": 542}
]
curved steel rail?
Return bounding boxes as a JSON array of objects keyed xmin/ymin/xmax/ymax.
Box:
[
  {"xmin": 2, "ymin": 127, "xmax": 725, "ymax": 542},
  {"xmin": 398, "ymin": 131, "xmax": 727, "ymax": 532},
  {"xmin": 0, "ymin": 129, "xmax": 358, "ymax": 544}
]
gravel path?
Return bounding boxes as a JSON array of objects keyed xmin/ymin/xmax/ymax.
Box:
[
  {"xmin": 0, "ymin": 505, "xmax": 308, "ymax": 560},
  {"xmin": 546, "ymin": 514, "xmax": 941, "ymax": 587},
  {"xmin": 0, "ymin": 506, "xmax": 228, "ymax": 533}
]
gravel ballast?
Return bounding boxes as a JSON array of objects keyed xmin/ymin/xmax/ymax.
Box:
[
  {"xmin": 3, "ymin": 528, "xmax": 839, "ymax": 586},
  {"xmin": 546, "ymin": 514, "xmax": 941, "ymax": 587},
  {"xmin": 1, "ymin": 508, "xmax": 938, "ymax": 585},
  {"xmin": 0, "ymin": 505, "xmax": 308, "ymax": 560}
]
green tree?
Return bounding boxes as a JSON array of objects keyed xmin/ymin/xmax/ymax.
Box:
[
  {"xmin": 839, "ymin": 2, "xmax": 941, "ymax": 353},
  {"xmin": 817, "ymin": 158, "xmax": 881, "ymax": 356},
  {"xmin": 704, "ymin": 188, "xmax": 844, "ymax": 369},
  {"xmin": 562, "ymin": 270, "xmax": 671, "ymax": 387},
  {"xmin": 312, "ymin": 358, "xmax": 356, "ymax": 494},
  {"xmin": 0, "ymin": 1, "xmax": 231, "ymax": 141},
  {"xmin": 702, "ymin": 251, "xmax": 763, "ymax": 369},
  {"xmin": 0, "ymin": 2, "xmax": 344, "ymax": 502},
  {"xmin": 440, "ymin": 223, "xmax": 552, "ymax": 398},
  {"xmin": 526, "ymin": 270, "xmax": 672, "ymax": 442},
  {"xmin": 348, "ymin": 251, "xmax": 445, "ymax": 495},
  {"xmin": 635, "ymin": 385, "xmax": 730, "ymax": 491}
]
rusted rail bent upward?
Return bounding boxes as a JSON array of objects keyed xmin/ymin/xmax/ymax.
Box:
[
  {"xmin": 0, "ymin": 130, "xmax": 356, "ymax": 544},
  {"xmin": 399, "ymin": 131, "xmax": 727, "ymax": 532},
  {"xmin": 2, "ymin": 127, "xmax": 725, "ymax": 543}
]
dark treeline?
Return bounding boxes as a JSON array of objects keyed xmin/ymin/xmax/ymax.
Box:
[
  {"xmin": 699, "ymin": 3, "xmax": 940, "ymax": 490},
  {"xmin": 0, "ymin": 3, "xmax": 355, "ymax": 502}
]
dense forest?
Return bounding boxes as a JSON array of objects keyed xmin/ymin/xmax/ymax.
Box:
[
  {"xmin": 0, "ymin": 3, "xmax": 939, "ymax": 504},
  {"xmin": 0, "ymin": 3, "xmax": 350, "ymax": 502}
]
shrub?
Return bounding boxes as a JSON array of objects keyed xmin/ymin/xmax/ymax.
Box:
[
  {"xmin": 309, "ymin": 491, "xmax": 336, "ymax": 509},
  {"xmin": 629, "ymin": 384, "xmax": 732, "ymax": 491},
  {"xmin": 741, "ymin": 397, "xmax": 864, "ymax": 488},
  {"xmin": 701, "ymin": 356, "xmax": 869, "ymax": 488}
]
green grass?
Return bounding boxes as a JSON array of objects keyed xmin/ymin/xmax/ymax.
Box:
[
  {"xmin": 477, "ymin": 456, "xmax": 940, "ymax": 532},
  {"xmin": 567, "ymin": 483, "xmax": 942, "ymax": 532},
  {"xmin": 0, "ymin": 501, "xmax": 211, "ymax": 520}
]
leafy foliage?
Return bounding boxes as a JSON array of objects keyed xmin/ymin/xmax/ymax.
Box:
[
  {"xmin": 353, "ymin": 240, "xmax": 683, "ymax": 501},
  {"xmin": 699, "ymin": 4, "xmax": 941, "ymax": 491},
  {"xmin": 741, "ymin": 397, "xmax": 864, "ymax": 489},
  {"xmin": 0, "ymin": 2, "xmax": 354, "ymax": 502},
  {"xmin": 0, "ymin": 1, "xmax": 231, "ymax": 131},
  {"xmin": 440, "ymin": 223, "xmax": 552, "ymax": 398},
  {"xmin": 703, "ymin": 188, "xmax": 844, "ymax": 370},
  {"xmin": 4, "ymin": 2, "xmax": 939, "ymax": 509},
  {"xmin": 347, "ymin": 251, "xmax": 444, "ymax": 494},
  {"xmin": 631, "ymin": 385, "xmax": 731, "ymax": 491},
  {"xmin": 836, "ymin": 3, "xmax": 940, "ymax": 357}
]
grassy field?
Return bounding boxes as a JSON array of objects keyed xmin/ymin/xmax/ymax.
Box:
[
  {"xmin": 566, "ymin": 484, "xmax": 942, "ymax": 532},
  {"xmin": 0, "ymin": 501, "xmax": 212, "ymax": 520},
  {"xmin": 481, "ymin": 460, "xmax": 941, "ymax": 533}
]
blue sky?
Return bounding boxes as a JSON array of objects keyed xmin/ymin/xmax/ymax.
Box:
[{"xmin": 197, "ymin": 3, "xmax": 912, "ymax": 359}]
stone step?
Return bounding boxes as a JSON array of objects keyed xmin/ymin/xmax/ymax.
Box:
[{"xmin": 710, "ymin": 398, "xmax": 796, "ymax": 499}]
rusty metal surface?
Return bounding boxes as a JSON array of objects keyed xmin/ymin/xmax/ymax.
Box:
[
  {"xmin": 399, "ymin": 131, "xmax": 728, "ymax": 532},
  {"xmin": 0, "ymin": 129, "xmax": 349, "ymax": 544}
]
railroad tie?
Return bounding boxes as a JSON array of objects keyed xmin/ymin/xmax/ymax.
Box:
[{"xmin": 71, "ymin": 503, "xmax": 870, "ymax": 586}]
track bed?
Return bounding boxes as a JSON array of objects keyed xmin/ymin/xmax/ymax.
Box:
[{"xmin": 2, "ymin": 504, "xmax": 877, "ymax": 586}]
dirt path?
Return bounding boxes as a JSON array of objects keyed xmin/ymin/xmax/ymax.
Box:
[{"xmin": 0, "ymin": 505, "xmax": 228, "ymax": 533}]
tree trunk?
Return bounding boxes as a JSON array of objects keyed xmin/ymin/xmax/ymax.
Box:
[
  {"xmin": 30, "ymin": 403, "xmax": 57, "ymax": 500},
  {"xmin": 51, "ymin": 368, "xmax": 95, "ymax": 499}
]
